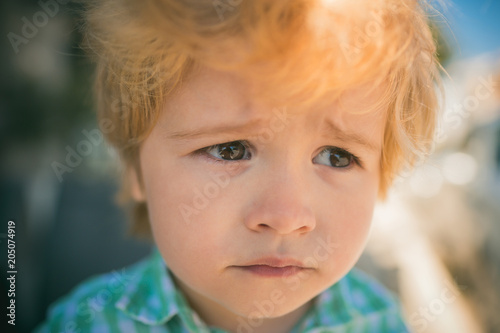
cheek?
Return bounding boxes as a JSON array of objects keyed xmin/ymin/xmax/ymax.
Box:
[
  {"xmin": 141, "ymin": 156, "xmax": 235, "ymax": 273},
  {"xmin": 316, "ymin": 172, "xmax": 378, "ymax": 277}
]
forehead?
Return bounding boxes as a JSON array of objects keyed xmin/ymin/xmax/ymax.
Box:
[
  {"xmin": 161, "ymin": 66, "xmax": 387, "ymax": 147},
  {"xmin": 168, "ymin": 66, "xmax": 386, "ymax": 117}
]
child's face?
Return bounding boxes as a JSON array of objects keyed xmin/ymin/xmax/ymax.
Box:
[{"xmin": 132, "ymin": 67, "xmax": 386, "ymax": 329}]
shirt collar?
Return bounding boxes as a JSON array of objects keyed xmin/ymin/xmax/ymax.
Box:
[
  {"xmin": 115, "ymin": 248, "xmax": 210, "ymax": 331},
  {"xmin": 114, "ymin": 249, "xmax": 400, "ymax": 332},
  {"xmin": 296, "ymin": 268, "xmax": 402, "ymax": 331},
  {"xmin": 289, "ymin": 273, "xmax": 357, "ymax": 331}
]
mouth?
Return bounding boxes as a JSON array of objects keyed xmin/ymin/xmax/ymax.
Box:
[
  {"xmin": 236, "ymin": 265, "xmax": 304, "ymax": 277},
  {"xmin": 233, "ymin": 257, "xmax": 313, "ymax": 278}
]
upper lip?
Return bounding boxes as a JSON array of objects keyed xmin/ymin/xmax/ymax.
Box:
[{"xmin": 237, "ymin": 256, "xmax": 309, "ymax": 268}]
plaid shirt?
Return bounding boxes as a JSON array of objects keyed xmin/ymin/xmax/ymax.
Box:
[{"xmin": 35, "ymin": 249, "xmax": 410, "ymax": 332}]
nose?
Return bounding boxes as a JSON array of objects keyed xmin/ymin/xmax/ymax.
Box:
[{"xmin": 243, "ymin": 165, "xmax": 316, "ymax": 236}]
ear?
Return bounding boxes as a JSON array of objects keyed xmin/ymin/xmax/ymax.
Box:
[{"xmin": 128, "ymin": 167, "xmax": 146, "ymax": 202}]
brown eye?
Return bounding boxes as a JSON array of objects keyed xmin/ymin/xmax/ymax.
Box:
[
  {"xmin": 313, "ymin": 147, "xmax": 356, "ymax": 168},
  {"xmin": 206, "ymin": 141, "xmax": 250, "ymax": 161},
  {"xmin": 330, "ymin": 151, "xmax": 352, "ymax": 167}
]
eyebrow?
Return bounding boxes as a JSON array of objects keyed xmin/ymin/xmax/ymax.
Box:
[
  {"xmin": 167, "ymin": 118, "xmax": 266, "ymax": 140},
  {"xmin": 168, "ymin": 117, "xmax": 379, "ymax": 152},
  {"xmin": 323, "ymin": 120, "xmax": 380, "ymax": 152}
]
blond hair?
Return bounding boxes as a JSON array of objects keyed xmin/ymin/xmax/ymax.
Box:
[{"xmin": 83, "ymin": 0, "xmax": 442, "ymax": 236}]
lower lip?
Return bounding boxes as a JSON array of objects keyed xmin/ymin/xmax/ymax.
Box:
[{"xmin": 237, "ymin": 265, "xmax": 304, "ymax": 277}]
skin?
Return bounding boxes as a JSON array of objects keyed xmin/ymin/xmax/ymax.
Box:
[{"xmin": 130, "ymin": 66, "xmax": 387, "ymax": 333}]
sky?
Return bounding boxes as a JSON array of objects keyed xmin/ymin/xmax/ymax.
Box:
[{"xmin": 443, "ymin": 0, "xmax": 500, "ymax": 60}]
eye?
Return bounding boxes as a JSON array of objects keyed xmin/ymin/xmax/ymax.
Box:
[
  {"xmin": 203, "ymin": 140, "xmax": 251, "ymax": 161},
  {"xmin": 313, "ymin": 147, "xmax": 358, "ymax": 168}
]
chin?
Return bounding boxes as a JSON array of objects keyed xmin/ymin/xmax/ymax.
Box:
[{"xmin": 230, "ymin": 293, "xmax": 313, "ymax": 320}]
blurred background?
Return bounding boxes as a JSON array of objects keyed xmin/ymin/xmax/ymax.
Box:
[{"xmin": 0, "ymin": 1, "xmax": 499, "ymax": 332}]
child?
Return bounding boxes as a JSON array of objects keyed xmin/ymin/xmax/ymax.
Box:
[{"xmin": 37, "ymin": 0, "xmax": 440, "ymax": 332}]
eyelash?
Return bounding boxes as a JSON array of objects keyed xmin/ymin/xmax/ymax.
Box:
[
  {"xmin": 314, "ymin": 147, "xmax": 362, "ymax": 169},
  {"xmin": 193, "ymin": 140, "xmax": 362, "ymax": 168}
]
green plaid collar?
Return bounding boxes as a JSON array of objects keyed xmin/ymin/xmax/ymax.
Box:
[
  {"xmin": 115, "ymin": 249, "xmax": 216, "ymax": 332},
  {"xmin": 36, "ymin": 248, "xmax": 409, "ymax": 332},
  {"xmin": 112, "ymin": 249, "xmax": 408, "ymax": 332}
]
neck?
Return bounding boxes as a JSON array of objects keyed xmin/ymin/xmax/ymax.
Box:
[{"xmin": 195, "ymin": 298, "xmax": 313, "ymax": 333}]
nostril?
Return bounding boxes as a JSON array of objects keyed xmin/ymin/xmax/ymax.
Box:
[
  {"xmin": 297, "ymin": 225, "xmax": 312, "ymax": 234},
  {"xmin": 252, "ymin": 220, "xmax": 315, "ymax": 235},
  {"xmin": 243, "ymin": 199, "xmax": 316, "ymax": 235}
]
